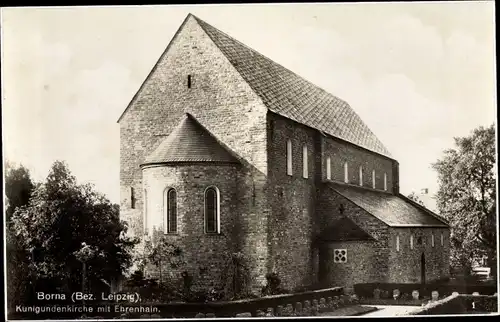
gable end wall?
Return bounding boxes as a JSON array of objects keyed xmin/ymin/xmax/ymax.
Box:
[{"xmin": 119, "ymin": 15, "xmax": 270, "ymax": 290}]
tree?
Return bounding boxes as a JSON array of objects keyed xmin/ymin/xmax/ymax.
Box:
[
  {"xmin": 407, "ymin": 192, "xmax": 425, "ymax": 206},
  {"xmin": 11, "ymin": 161, "xmax": 139, "ymax": 298},
  {"xmin": 432, "ymin": 124, "xmax": 496, "ymax": 280},
  {"xmin": 219, "ymin": 251, "xmax": 252, "ymax": 300},
  {"xmin": 144, "ymin": 229, "xmax": 184, "ymax": 286},
  {"xmin": 5, "ymin": 161, "xmax": 36, "ymax": 310},
  {"xmin": 5, "ymin": 161, "xmax": 35, "ymax": 223}
]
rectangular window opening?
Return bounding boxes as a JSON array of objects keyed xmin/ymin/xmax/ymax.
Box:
[
  {"xmin": 187, "ymin": 75, "xmax": 192, "ymax": 88},
  {"xmin": 302, "ymin": 145, "xmax": 308, "ymax": 179},
  {"xmin": 396, "ymin": 235, "xmax": 400, "ymax": 252},
  {"xmin": 130, "ymin": 187, "xmax": 136, "ymax": 209},
  {"xmin": 372, "ymin": 170, "xmax": 376, "ymax": 189},
  {"xmin": 287, "ymin": 140, "xmax": 293, "ymax": 176},
  {"xmin": 326, "ymin": 157, "xmax": 331, "ymax": 180}
]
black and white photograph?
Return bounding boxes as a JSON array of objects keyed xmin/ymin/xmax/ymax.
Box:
[{"xmin": 2, "ymin": 2, "xmax": 498, "ymax": 319}]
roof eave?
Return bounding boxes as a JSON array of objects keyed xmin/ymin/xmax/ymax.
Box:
[
  {"xmin": 388, "ymin": 224, "xmax": 450, "ymax": 228},
  {"xmin": 140, "ymin": 160, "xmax": 240, "ymax": 169},
  {"xmin": 268, "ymin": 111, "xmax": 395, "ymax": 161},
  {"xmin": 397, "ymin": 193, "xmax": 450, "ymax": 227}
]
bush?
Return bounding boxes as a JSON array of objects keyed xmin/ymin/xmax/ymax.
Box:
[
  {"xmin": 122, "ymin": 270, "xmax": 183, "ymax": 303},
  {"xmin": 261, "ymin": 272, "xmax": 289, "ymax": 296}
]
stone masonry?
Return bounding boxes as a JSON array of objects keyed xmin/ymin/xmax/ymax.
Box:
[{"xmin": 117, "ymin": 13, "xmax": 450, "ymax": 294}]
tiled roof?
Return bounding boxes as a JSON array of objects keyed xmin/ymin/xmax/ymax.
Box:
[
  {"xmin": 142, "ymin": 114, "xmax": 239, "ymax": 165},
  {"xmin": 193, "ymin": 15, "xmax": 392, "ymax": 158},
  {"xmin": 326, "ymin": 183, "xmax": 449, "ymax": 227},
  {"xmin": 319, "ymin": 217, "xmax": 375, "ymax": 242}
]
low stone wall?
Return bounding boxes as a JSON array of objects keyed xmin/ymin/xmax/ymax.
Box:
[
  {"xmin": 354, "ymin": 282, "xmax": 498, "ymax": 300},
  {"xmin": 359, "ymin": 298, "xmax": 425, "ymax": 306},
  {"xmin": 402, "ymin": 294, "xmax": 498, "ymax": 315},
  {"xmin": 10, "ymin": 287, "xmax": 348, "ymax": 319},
  {"xmin": 124, "ymin": 287, "xmax": 348, "ymax": 318}
]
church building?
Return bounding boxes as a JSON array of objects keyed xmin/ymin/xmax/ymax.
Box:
[{"xmin": 117, "ymin": 14, "xmax": 450, "ymax": 292}]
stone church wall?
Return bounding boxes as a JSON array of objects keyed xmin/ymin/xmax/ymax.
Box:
[
  {"xmin": 319, "ymin": 241, "xmax": 377, "ymax": 287},
  {"xmin": 316, "ymin": 189, "xmax": 390, "ymax": 286},
  {"xmin": 266, "ymin": 113, "xmax": 319, "ymax": 291},
  {"xmin": 141, "ymin": 164, "xmax": 240, "ymax": 291},
  {"xmin": 320, "ymin": 135, "xmax": 396, "ymax": 193},
  {"xmin": 388, "ymin": 227, "xmax": 451, "ymax": 284},
  {"xmin": 119, "ymin": 15, "xmax": 271, "ymax": 291}
]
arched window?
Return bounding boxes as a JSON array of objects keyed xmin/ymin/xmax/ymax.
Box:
[
  {"xmin": 372, "ymin": 170, "xmax": 376, "ymax": 189},
  {"xmin": 410, "ymin": 234, "xmax": 414, "ymax": 250},
  {"xmin": 396, "ymin": 235, "xmax": 400, "ymax": 252},
  {"xmin": 163, "ymin": 188, "xmax": 177, "ymax": 233},
  {"xmin": 205, "ymin": 187, "xmax": 220, "ymax": 234},
  {"xmin": 384, "ymin": 172, "xmax": 388, "ymax": 191},
  {"xmin": 302, "ymin": 145, "xmax": 308, "ymax": 179},
  {"xmin": 344, "ymin": 162, "xmax": 349, "ymax": 183},
  {"xmin": 359, "ymin": 166, "xmax": 363, "ymax": 186},
  {"xmin": 143, "ymin": 189, "xmax": 148, "ymax": 234},
  {"xmin": 431, "ymin": 233, "xmax": 435, "ymax": 247},
  {"xmin": 326, "ymin": 157, "xmax": 331, "ymax": 180},
  {"xmin": 286, "ymin": 140, "xmax": 293, "ymax": 176}
]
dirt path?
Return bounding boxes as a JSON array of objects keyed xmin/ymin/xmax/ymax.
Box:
[{"xmin": 360, "ymin": 305, "xmax": 421, "ymax": 316}]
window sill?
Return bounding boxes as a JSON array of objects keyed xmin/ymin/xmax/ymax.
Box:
[{"xmin": 204, "ymin": 232, "xmax": 222, "ymax": 236}]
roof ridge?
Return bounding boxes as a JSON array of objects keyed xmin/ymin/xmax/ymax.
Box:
[
  {"xmin": 193, "ymin": 15, "xmax": 352, "ymax": 109},
  {"xmin": 193, "ymin": 16, "xmax": 391, "ymax": 157}
]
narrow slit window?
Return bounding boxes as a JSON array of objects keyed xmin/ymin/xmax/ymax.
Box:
[
  {"xmin": 432, "ymin": 233, "xmax": 435, "ymax": 247},
  {"xmin": 359, "ymin": 166, "xmax": 363, "ymax": 186},
  {"xmin": 326, "ymin": 157, "xmax": 331, "ymax": 180},
  {"xmin": 130, "ymin": 187, "xmax": 136, "ymax": 209},
  {"xmin": 384, "ymin": 172, "xmax": 388, "ymax": 191},
  {"xmin": 187, "ymin": 75, "xmax": 192, "ymax": 88},
  {"xmin": 396, "ymin": 235, "xmax": 400, "ymax": 252},
  {"xmin": 372, "ymin": 170, "xmax": 376, "ymax": 189},
  {"xmin": 163, "ymin": 188, "xmax": 177, "ymax": 233},
  {"xmin": 205, "ymin": 187, "xmax": 220, "ymax": 234},
  {"xmin": 344, "ymin": 162, "xmax": 349, "ymax": 183},
  {"xmin": 410, "ymin": 234, "xmax": 414, "ymax": 250},
  {"xmin": 302, "ymin": 144, "xmax": 308, "ymax": 179},
  {"xmin": 143, "ymin": 189, "xmax": 148, "ymax": 234},
  {"xmin": 286, "ymin": 140, "xmax": 293, "ymax": 176},
  {"xmin": 441, "ymin": 233, "xmax": 444, "ymax": 246}
]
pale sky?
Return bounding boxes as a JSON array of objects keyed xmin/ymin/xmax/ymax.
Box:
[{"xmin": 1, "ymin": 2, "xmax": 496, "ymax": 207}]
